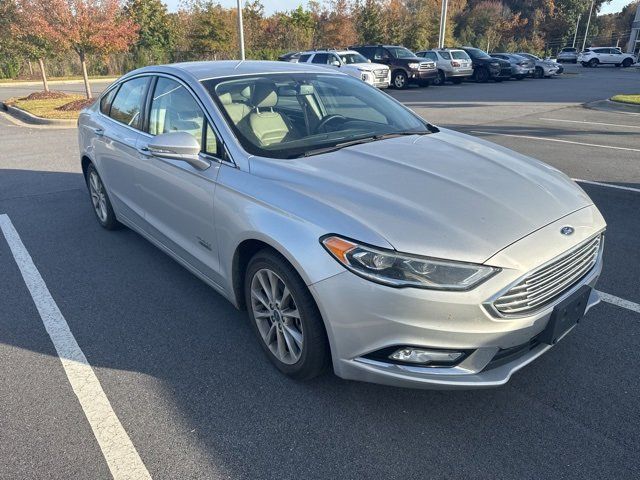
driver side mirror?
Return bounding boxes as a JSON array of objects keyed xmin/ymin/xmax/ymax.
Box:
[
  {"xmin": 367, "ymin": 59, "xmax": 371, "ymax": 63},
  {"xmin": 331, "ymin": 60, "xmax": 340, "ymax": 67},
  {"xmin": 146, "ymin": 131, "xmax": 210, "ymax": 170}
]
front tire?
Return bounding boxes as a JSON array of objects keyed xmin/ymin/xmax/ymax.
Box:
[
  {"xmin": 534, "ymin": 66, "xmax": 544, "ymax": 78},
  {"xmin": 86, "ymin": 164, "xmax": 121, "ymax": 230},
  {"xmin": 245, "ymin": 250, "xmax": 329, "ymax": 380},
  {"xmin": 392, "ymin": 71, "xmax": 408, "ymax": 89},
  {"xmin": 622, "ymin": 58, "xmax": 633, "ymax": 68}
]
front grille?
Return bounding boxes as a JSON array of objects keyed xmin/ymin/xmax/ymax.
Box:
[
  {"xmin": 419, "ymin": 62, "xmax": 435, "ymax": 70},
  {"xmin": 500, "ymin": 67, "xmax": 511, "ymax": 76},
  {"xmin": 493, "ymin": 235, "xmax": 602, "ymax": 316},
  {"xmin": 373, "ymin": 68, "xmax": 388, "ymax": 78}
]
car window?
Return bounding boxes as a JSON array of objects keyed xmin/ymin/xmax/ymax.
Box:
[
  {"xmin": 387, "ymin": 47, "xmax": 415, "ymax": 58},
  {"xmin": 439, "ymin": 51, "xmax": 452, "ymax": 60},
  {"xmin": 202, "ymin": 73, "xmax": 429, "ymax": 159},
  {"xmin": 340, "ymin": 52, "xmax": 368, "ymax": 64},
  {"xmin": 423, "ymin": 52, "xmax": 438, "ymax": 61},
  {"xmin": 451, "ymin": 51, "xmax": 469, "ymax": 60},
  {"xmin": 298, "ymin": 54, "xmax": 312, "ymax": 62},
  {"xmin": 109, "ymin": 77, "xmax": 149, "ymax": 129},
  {"xmin": 148, "ymin": 77, "xmax": 213, "ymax": 153},
  {"xmin": 100, "ymin": 87, "xmax": 118, "ymax": 116},
  {"xmin": 311, "ymin": 53, "xmax": 329, "ymax": 64}
]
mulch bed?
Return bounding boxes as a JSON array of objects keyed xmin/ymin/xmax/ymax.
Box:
[
  {"xmin": 55, "ymin": 98, "xmax": 96, "ymax": 111},
  {"xmin": 20, "ymin": 91, "xmax": 70, "ymax": 101}
]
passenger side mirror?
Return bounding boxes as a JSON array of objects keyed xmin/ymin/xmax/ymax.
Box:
[
  {"xmin": 331, "ymin": 60, "xmax": 340, "ymax": 67},
  {"xmin": 367, "ymin": 59, "xmax": 371, "ymax": 63},
  {"xmin": 146, "ymin": 131, "xmax": 210, "ymax": 170}
]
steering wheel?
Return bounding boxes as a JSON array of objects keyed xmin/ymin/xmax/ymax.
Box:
[{"xmin": 315, "ymin": 114, "xmax": 346, "ymax": 133}]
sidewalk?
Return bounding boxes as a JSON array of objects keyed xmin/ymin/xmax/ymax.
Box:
[{"xmin": 0, "ymin": 77, "xmax": 118, "ymax": 88}]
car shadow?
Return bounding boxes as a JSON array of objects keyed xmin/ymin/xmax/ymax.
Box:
[{"xmin": 1, "ymin": 169, "xmax": 639, "ymax": 478}]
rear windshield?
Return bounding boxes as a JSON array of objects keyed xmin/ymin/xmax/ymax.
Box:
[{"xmin": 451, "ymin": 51, "xmax": 470, "ymax": 60}]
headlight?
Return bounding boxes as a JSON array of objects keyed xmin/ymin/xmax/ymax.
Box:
[
  {"xmin": 408, "ymin": 62, "xmax": 420, "ymax": 69},
  {"xmin": 490, "ymin": 62, "xmax": 500, "ymax": 67},
  {"xmin": 321, "ymin": 236, "xmax": 500, "ymax": 290}
]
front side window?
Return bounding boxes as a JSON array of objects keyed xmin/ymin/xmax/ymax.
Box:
[
  {"xmin": 298, "ymin": 54, "xmax": 312, "ymax": 62},
  {"xmin": 202, "ymin": 73, "xmax": 431, "ymax": 159},
  {"xmin": 339, "ymin": 52, "xmax": 368, "ymax": 64},
  {"xmin": 386, "ymin": 47, "xmax": 416, "ymax": 59},
  {"xmin": 109, "ymin": 77, "xmax": 149, "ymax": 129},
  {"xmin": 149, "ymin": 77, "xmax": 219, "ymax": 156}
]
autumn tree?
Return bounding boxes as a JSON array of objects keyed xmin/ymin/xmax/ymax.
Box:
[{"xmin": 19, "ymin": 0, "xmax": 138, "ymax": 98}]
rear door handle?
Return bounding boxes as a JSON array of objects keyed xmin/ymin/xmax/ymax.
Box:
[
  {"xmin": 91, "ymin": 127, "xmax": 104, "ymax": 136},
  {"xmin": 137, "ymin": 146, "xmax": 152, "ymax": 156}
]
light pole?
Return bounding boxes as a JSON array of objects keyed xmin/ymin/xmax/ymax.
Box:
[
  {"xmin": 572, "ymin": 14, "xmax": 581, "ymax": 48},
  {"xmin": 438, "ymin": 0, "xmax": 449, "ymax": 49},
  {"xmin": 581, "ymin": 0, "xmax": 595, "ymax": 52},
  {"xmin": 237, "ymin": 0, "xmax": 245, "ymax": 60}
]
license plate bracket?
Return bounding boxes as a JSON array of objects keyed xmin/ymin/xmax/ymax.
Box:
[{"xmin": 539, "ymin": 285, "xmax": 591, "ymax": 345}]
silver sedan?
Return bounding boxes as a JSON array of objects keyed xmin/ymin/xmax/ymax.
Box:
[{"xmin": 78, "ymin": 61, "xmax": 605, "ymax": 389}]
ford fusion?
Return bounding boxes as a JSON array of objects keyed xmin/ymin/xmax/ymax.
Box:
[{"xmin": 78, "ymin": 61, "xmax": 605, "ymax": 389}]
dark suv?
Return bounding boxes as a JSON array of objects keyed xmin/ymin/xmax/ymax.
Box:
[
  {"xmin": 459, "ymin": 47, "xmax": 511, "ymax": 83},
  {"xmin": 350, "ymin": 44, "xmax": 437, "ymax": 89}
]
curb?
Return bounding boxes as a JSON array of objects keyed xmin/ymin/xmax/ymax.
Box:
[
  {"xmin": 584, "ymin": 99, "xmax": 640, "ymax": 115},
  {"xmin": 0, "ymin": 101, "xmax": 77, "ymax": 126},
  {"xmin": 0, "ymin": 77, "xmax": 118, "ymax": 88}
]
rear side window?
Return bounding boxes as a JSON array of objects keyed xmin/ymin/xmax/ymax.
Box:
[
  {"xmin": 298, "ymin": 54, "xmax": 312, "ymax": 62},
  {"xmin": 109, "ymin": 77, "xmax": 149, "ymax": 129},
  {"xmin": 422, "ymin": 52, "xmax": 438, "ymax": 61},
  {"xmin": 439, "ymin": 51, "xmax": 451, "ymax": 60},
  {"xmin": 311, "ymin": 53, "xmax": 329, "ymax": 64},
  {"xmin": 451, "ymin": 51, "xmax": 469, "ymax": 60},
  {"xmin": 100, "ymin": 87, "xmax": 118, "ymax": 115}
]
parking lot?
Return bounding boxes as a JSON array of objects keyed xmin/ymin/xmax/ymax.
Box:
[{"xmin": 1, "ymin": 63, "xmax": 639, "ymax": 479}]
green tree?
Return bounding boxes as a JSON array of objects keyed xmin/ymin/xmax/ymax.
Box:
[
  {"xmin": 124, "ymin": 0, "xmax": 176, "ymax": 64},
  {"xmin": 355, "ymin": 0, "xmax": 384, "ymax": 44}
]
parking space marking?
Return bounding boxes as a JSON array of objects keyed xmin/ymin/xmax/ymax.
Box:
[
  {"xmin": 573, "ymin": 178, "xmax": 640, "ymax": 193},
  {"xmin": 470, "ymin": 130, "xmax": 640, "ymax": 153},
  {"xmin": 598, "ymin": 291, "xmax": 640, "ymax": 314},
  {"xmin": 539, "ymin": 118, "xmax": 640, "ymax": 130},
  {"xmin": 0, "ymin": 214, "xmax": 152, "ymax": 480}
]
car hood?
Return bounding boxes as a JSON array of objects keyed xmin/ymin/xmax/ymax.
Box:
[
  {"xmin": 250, "ymin": 129, "xmax": 593, "ymax": 264},
  {"xmin": 348, "ymin": 62, "xmax": 388, "ymax": 71}
]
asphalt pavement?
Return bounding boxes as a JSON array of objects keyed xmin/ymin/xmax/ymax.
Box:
[{"xmin": 0, "ymin": 63, "xmax": 639, "ymax": 479}]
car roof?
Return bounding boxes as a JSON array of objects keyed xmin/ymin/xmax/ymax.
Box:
[
  {"xmin": 124, "ymin": 60, "xmax": 331, "ymax": 82},
  {"xmin": 300, "ymin": 49, "xmax": 360, "ymax": 55}
]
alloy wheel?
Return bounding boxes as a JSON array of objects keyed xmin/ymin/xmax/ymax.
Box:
[
  {"xmin": 393, "ymin": 72, "xmax": 407, "ymax": 89},
  {"xmin": 250, "ymin": 268, "xmax": 303, "ymax": 365},
  {"xmin": 89, "ymin": 170, "xmax": 108, "ymax": 223}
]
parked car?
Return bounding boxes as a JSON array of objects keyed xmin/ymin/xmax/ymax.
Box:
[
  {"xmin": 557, "ymin": 47, "xmax": 578, "ymax": 63},
  {"xmin": 459, "ymin": 47, "xmax": 511, "ymax": 82},
  {"xmin": 350, "ymin": 44, "xmax": 437, "ymax": 89},
  {"xmin": 490, "ymin": 53, "xmax": 534, "ymax": 80},
  {"xmin": 296, "ymin": 49, "xmax": 390, "ymax": 88},
  {"xmin": 79, "ymin": 60, "xmax": 606, "ymax": 389},
  {"xmin": 415, "ymin": 48, "xmax": 473, "ymax": 85},
  {"xmin": 277, "ymin": 51, "xmax": 302, "ymax": 63},
  {"xmin": 578, "ymin": 47, "xmax": 637, "ymax": 67},
  {"xmin": 515, "ymin": 53, "xmax": 561, "ymax": 78}
]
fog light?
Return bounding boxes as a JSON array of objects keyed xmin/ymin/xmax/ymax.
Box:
[{"xmin": 389, "ymin": 348, "xmax": 463, "ymax": 365}]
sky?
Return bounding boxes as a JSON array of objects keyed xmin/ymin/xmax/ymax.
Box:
[{"xmin": 162, "ymin": 0, "xmax": 636, "ymax": 16}]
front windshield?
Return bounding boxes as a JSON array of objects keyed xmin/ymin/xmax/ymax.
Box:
[
  {"xmin": 387, "ymin": 47, "xmax": 417, "ymax": 59},
  {"xmin": 465, "ymin": 48, "xmax": 491, "ymax": 59},
  {"xmin": 202, "ymin": 73, "xmax": 431, "ymax": 159},
  {"xmin": 340, "ymin": 52, "xmax": 368, "ymax": 64}
]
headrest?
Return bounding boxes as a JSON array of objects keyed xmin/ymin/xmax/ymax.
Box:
[
  {"xmin": 219, "ymin": 92, "xmax": 232, "ymax": 105},
  {"xmin": 252, "ymin": 82, "xmax": 278, "ymax": 108},
  {"xmin": 240, "ymin": 86, "xmax": 251, "ymax": 99}
]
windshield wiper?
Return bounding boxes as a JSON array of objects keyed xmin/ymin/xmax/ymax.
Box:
[{"xmin": 301, "ymin": 130, "xmax": 435, "ymax": 158}]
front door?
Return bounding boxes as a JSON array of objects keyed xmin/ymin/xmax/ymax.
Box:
[{"xmin": 136, "ymin": 76, "xmax": 224, "ymax": 283}]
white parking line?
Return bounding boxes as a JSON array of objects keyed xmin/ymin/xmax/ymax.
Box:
[
  {"xmin": 470, "ymin": 130, "xmax": 640, "ymax": 153},
  {"xmin": 539, "ymin": 117, "xmax": 640, "ymax": 130},
  {"xmin": 598, "ymin": 291, "xmax": 640, "ymax": 314},
  {"xmin": 0, "ymin": 214, "xmax": 152, "ymax": 480},
  {"xmin": 573, "ymin": 178, "xmax": 640, "ymax": 193}
]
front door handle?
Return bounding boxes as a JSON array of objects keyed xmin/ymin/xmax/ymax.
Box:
[
  {"xmin": 91, "ymin": 127, "xmax": 104, "ymax": 136},
  {"xmin": 137, "ymin": 146, "xmax": 152, "ymax": 156}
]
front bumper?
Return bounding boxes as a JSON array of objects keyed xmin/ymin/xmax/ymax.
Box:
[
  {"xmin": 310, "ymin": 205, "xmax": 606, "ymax": 389},
  {"xmin": 409, "ymin": 69, "xmax": 438, "ymax": 82}
]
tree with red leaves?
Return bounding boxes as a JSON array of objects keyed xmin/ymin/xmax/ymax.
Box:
[{"xmin": 16, "ymin": 0, "xmax": 138, "ymax": 98}]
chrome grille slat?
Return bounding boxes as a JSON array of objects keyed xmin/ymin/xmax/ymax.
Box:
[{"xmin": 493, "ymin": 235, "xmax": 602, "ymax": 315}]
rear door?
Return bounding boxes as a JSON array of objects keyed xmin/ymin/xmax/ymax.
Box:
[
  {"xmin": 93, "ymin": 76, "xmax": 151, "ymax": 226},
  {"xmin": 136, "ymin": 75, "xmax": 224, "ymax": 282}
]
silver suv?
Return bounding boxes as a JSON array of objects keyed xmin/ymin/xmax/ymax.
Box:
[
  {"xmin": 415, "ymin": 48, "xmax": 473, "ymax": 85},
  {"xmin": 578, "ymin": 47, "xmax": 637, "ymax": 68},
  {"xmin": 557, "ymin": 47, "xmax": 578, "ymax": 63}
]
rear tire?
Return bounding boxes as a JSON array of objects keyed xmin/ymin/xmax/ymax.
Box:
[
  {"xmin": 475, "ymin": 67, "xmax": 489, "ymax": 83},
  {"xmin": 432, "ymin": 70, "xmax": 446, "ymax": 86},
  {"xmin": 245, "ymin": 249, "xmax": 330, "ymax": 380},
  {"xmin": 392, "ymin": 71, "xmax": 408, "ymax": 89},
  {"xmin": 588, "ymin": 58, "xmax": 599, "ymax": 68},
  {"xmin": 86, "ymin": 164, "xmax": 121, "ymax": 230}
]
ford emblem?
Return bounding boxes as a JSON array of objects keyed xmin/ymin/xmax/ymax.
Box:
[{"xmin": 560, "ymin": 226, "xmax": 575, "ymax": 236}]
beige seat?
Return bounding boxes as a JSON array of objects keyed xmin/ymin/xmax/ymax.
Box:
[
  {"xmin": 249, "ymin": 83, "xmax": 291, "ymax": 146},
  {"xmin": 219, "ymin": 92, "xmax": 251, "ymax": 126}
]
